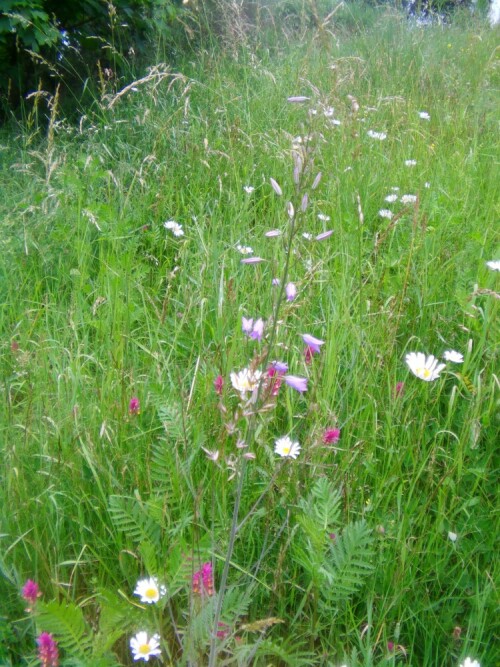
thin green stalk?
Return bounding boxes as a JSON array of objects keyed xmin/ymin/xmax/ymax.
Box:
[{"xmin": 208, "ymin": 163, "xmax": 314, "ymax": 666}]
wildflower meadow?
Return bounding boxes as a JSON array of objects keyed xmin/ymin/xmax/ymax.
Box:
[{"xmin": 0, "ymin": 3, "xmax": 498, "ymax": 666}]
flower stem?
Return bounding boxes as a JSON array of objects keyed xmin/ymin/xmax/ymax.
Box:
[{"xmin": 208, "ymin": 151, "xmax": 315, "ymax": 666}]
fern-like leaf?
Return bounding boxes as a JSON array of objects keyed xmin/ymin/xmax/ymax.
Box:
[
  {"xmin": 150, "ymin": 442, "xmax": 175, "ymax": 493},
  {"xmin": 323, "ymin": 520, "xmax": 374, "ymax": 600},
  {"xmin": 298, "ymin": 478, "xmax": 342, "ymax": 531},
  {"xmin": 310, "ymin": 478, "xmax": 342, "ymax": 531},
  {"xmin": 36, "ymin": 600, "xmax": 92, "ymax": 656},
  {"xmin": 151, "ymin": 398, "xmax": 188, "ymax": 441},
  {"xmin": 108, "ymin": 495, "xmax": 161, "ymax": 546}
]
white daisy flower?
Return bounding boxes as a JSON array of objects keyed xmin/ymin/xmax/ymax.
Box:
[
  {"xmin": 385, "ymin": 194, "xmax": 398, "ymax": 203},
  {"xmin": 134, "ymin": 577, "xmax": 166, "ymax": 604},
  {"xmin": 401, "ymin": 194, "xmax": 417, "ymax": 204},
  {"xmin": 486, "ymin": 260, "xmax": 500, "ymax": 271},
  {"xmin": 164, "ymin": 220, "xmax": 184, "ymax": 237},
  {"xmin": 405, "ymin": 352, "xmax": 446, "ymax": 382},
  {"xmin": 236, "ymin": 244, "xmax": 253, "ymax": 255},
  {"xmin": 274, "ymin": 436, "xmax": 301, "ymax": 459},
  {"xmin": 443, "ymin": 350, "xmax": 464, "ymax": 363},
  {"xmin": 302, "ymin": 232, "xmax": 313, "ymax": 240},
  {"xmin": 130, "ymin": 632, "xmax": 161, "ymax": 662},
  {"xmin": 230, "ymin": 368, "xmax": 262, "ymax": 398},
  {"xmin": 448, "ymin": 531, "xmax": 458, "ymax": 542},
  {"xmin": 405, "ymin": 159, "xmax": 417, "ymax": 167},
  {"xmin": 379, "ymin": 209, "xmax": 393, "ymax": 219},
  {"xmin": 243, "ymin": 185, "xmax": 254, "ymax": 194},
  {"xmin": 419, "ymin": 111, "xmax": 430, "ymax": 120},
  {"xmin": 367, "ymin": 130, "xmax": 387, "ymax": 140},
  {"xmin": 459, "ymin": 659, "xmax": 480, "ymax": 667},
  {"xmin": 317, "ymin": 213, "xmax": 331, "ymax": 221}
]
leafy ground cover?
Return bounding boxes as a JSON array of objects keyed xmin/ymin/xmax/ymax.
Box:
[{"xmin": 0, "ymin": 6, "xmax": 498, "ymax": 666}]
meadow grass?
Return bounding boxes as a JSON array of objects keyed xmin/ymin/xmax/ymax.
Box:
[{"xmin": 0, "ymin": 6, "xmax": 498, "ymax": 666}]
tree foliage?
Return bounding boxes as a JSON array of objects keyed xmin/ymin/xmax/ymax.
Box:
[{"xmin": 0, "ymin": 0, "xmax": 186, "ymax": 114}]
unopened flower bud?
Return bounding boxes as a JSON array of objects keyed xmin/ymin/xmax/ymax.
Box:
[
  {"xmin": 270, "ymin": 178, "xmax": 282, "ymax": 196},
  {"xmin": 311, "ymin": 171, "xmax": 322, "ymax": 190}
]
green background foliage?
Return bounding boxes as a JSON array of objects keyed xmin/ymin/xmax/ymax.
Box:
[{"xmin": 0, "ymin": 1, "xmax": 498, "ymax": 665}]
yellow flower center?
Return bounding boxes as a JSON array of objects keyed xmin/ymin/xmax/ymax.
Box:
[
  {"xmin": 145, "ymin": 588, "xmax": 157, "ymax": 599},
  {"xmin": 283, "ymin": 446, "xmax": 290, "ymax": 455},
  {"xmin": 422, "ymin": 369, "xmax": 431, "ymax": 378},
  {"xmin": 139, "ymin": 644, "xmax": 151, "ymax": 655}
]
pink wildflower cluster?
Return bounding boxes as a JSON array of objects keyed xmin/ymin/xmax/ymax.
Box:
[
  {"xmin": 129, "ymin": 397, "xmax": 140, "ymax": 415},
  {"xmin": 216, "ymin": 622, "xmax": 230, "ymax": 639},
  {"xmin": 214, "ymin": 375, "xmax": 224, "ymax": 395},
  {"xmin": 22, "ymin": 579, "xmax": 41, "ymax": 610},
  {"xmin": 37, "ymin": 632, "xmax": 59, "ymax": 667},
  {"xmin": 192, "ymin": 562, "xmax": 214, "ymax": 597},
  {"xmin": 323, "ymin": 428, "xmax": 340, "ymax": 444}
]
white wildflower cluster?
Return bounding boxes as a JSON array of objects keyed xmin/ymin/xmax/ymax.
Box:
[
  {"xmin": 405, "ymin": 348, "xmax": 464, "ymax": 382},
  {"xmin": 164, "ymin": 219, "xmax": 184, "ymax": 237},
  {"xmin": 236, "ymin": 243, "xmax": 253, "ymax": 255},
  {"xmin": 367, "ymin": 130, "xmax": 387, "ymax": 140},
  {"xmin": 130, "ymin": 578, "xmax": 166, "ymax": 661}
]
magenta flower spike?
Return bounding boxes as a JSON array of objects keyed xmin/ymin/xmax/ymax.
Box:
[
  {"xmin": 22, "ymin": 579, "xmax": 40, "ymax": 603},
  {"xmin": 214, "ymin": 375, "xmax": 224, "ymax": 395},
  {"xmin": 37, "ymin": 633, "xmax": 59, "ymax": 667},
  {"xmin": 192, "ymin": 562, "xmax": 214, "ymax": 596},
  {"xmin": 22, "ymin": 580, "xmax": 40, "ymax": 609},
  {"xmin": 287, "ymin": 96, "xmax": 310, "ymax": 103},
  {"xmin": 216, "ymin": 622, "xmax": 230, "ymax": 639},
  {"xmin": 394, "ymin": 381, "xmax": 405, "ymax": 398},
  {"xmin": 241, "ymin": 257, "xmax": 264, "ymax": 264},
  {"xmin": 304, "ymin": 346, "xmax": 313, "ymax": 364},
  {"xmin": 129, "ymin": 397, "xmax": 140, "ymax": 415},
  {"xmin": 323, "ymin": 428, "xmax": 341, "ymax": 444},
  {"xmin": 284, "ymin": 375, "xmax": 308, "ymax": 393}
]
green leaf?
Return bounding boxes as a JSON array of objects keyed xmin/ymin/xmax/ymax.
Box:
[
  {"xmin": 36, "ymin": 600, "xmax": 92, "ymax": 656},
  {"xmin": 108, "ymin": 495, "xmax": 161, "ymax": 546},
  {"xmin": 323, "ymin": 520, "xmax": 375, "ymax": 600}
]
